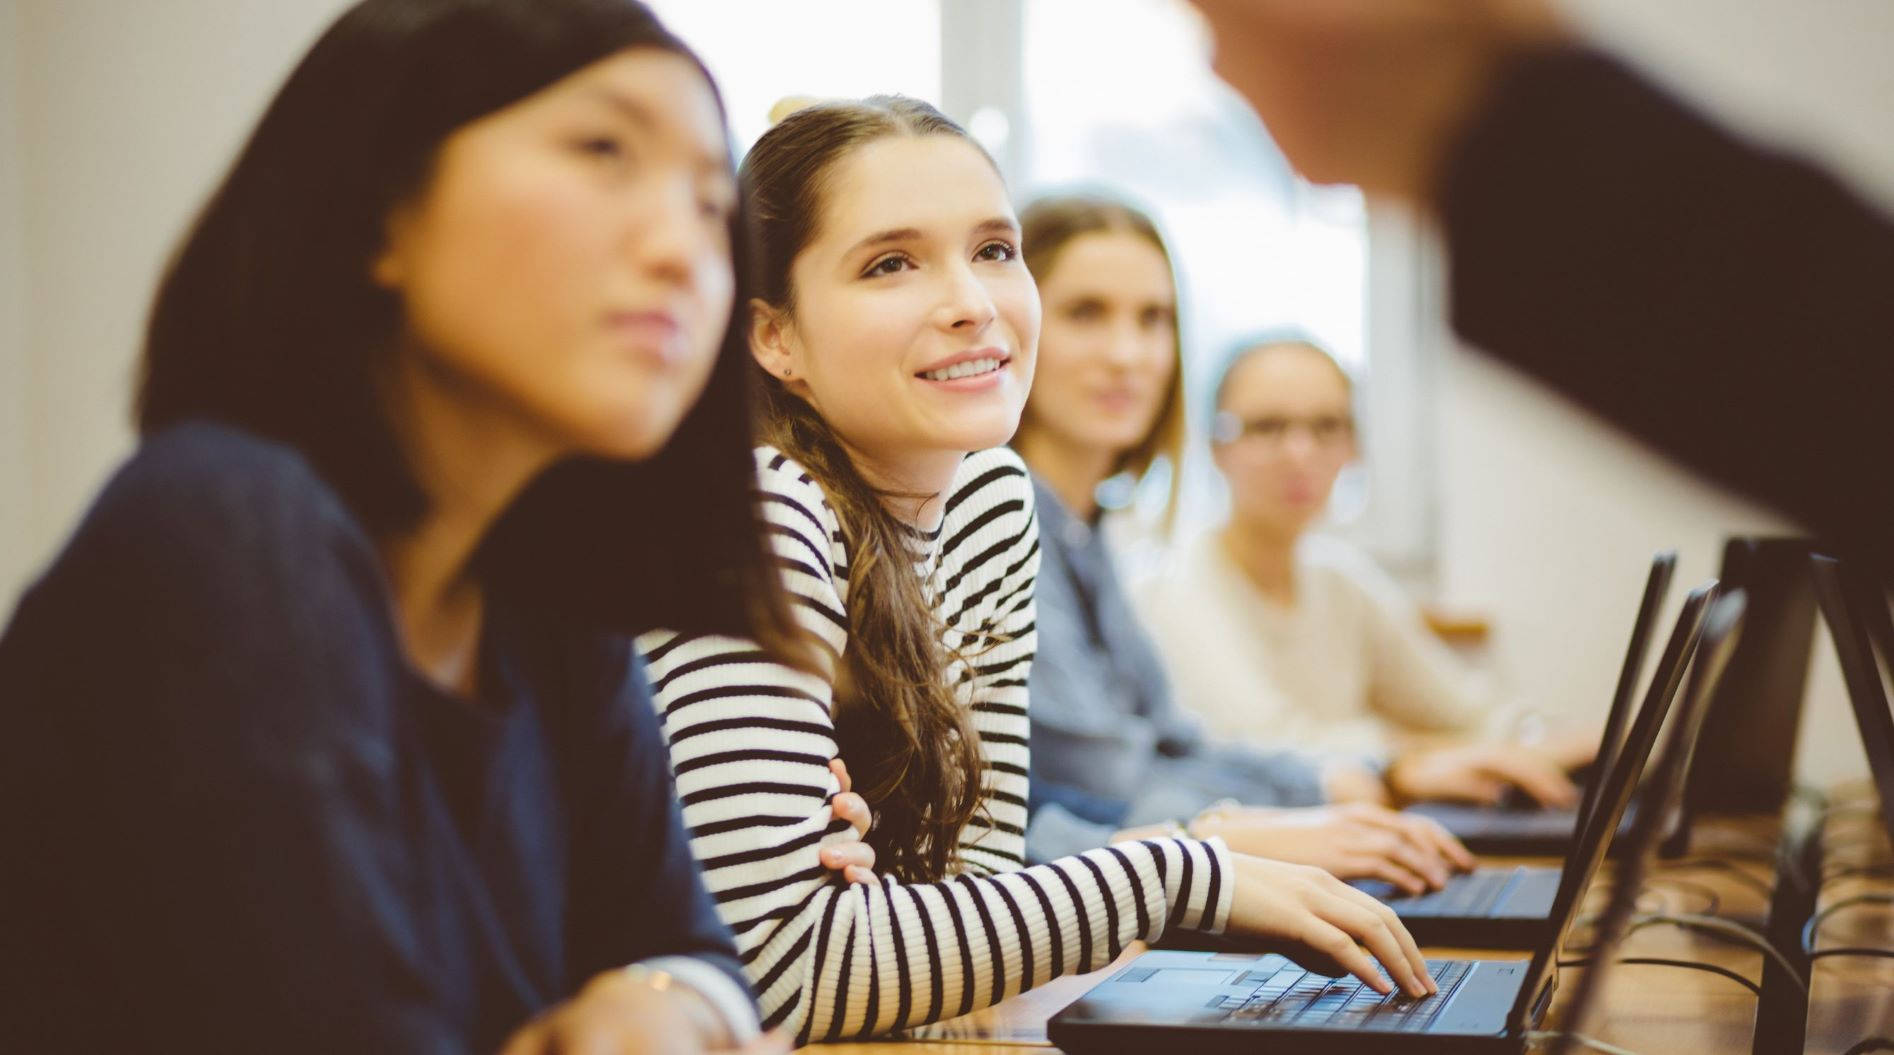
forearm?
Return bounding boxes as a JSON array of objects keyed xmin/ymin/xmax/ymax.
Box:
[
  {"xmin": 627, "ymin": 957, "xmax": 760, "ymax": 1047},
  {"xmin": 769, "ymin": 836, "xmax": 1233, "ymax": 1042},
  {"xmin": 1442, "ymin": 46, "xmax": 1894, "ymax": 578},
  {"xmin": 646, "ymin": 639, "xmax": 1226, "ymax": 1044}
]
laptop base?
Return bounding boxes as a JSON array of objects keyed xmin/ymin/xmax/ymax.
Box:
[
  {"xmin": 1355, "ymin": 866, "xmax": 1562, "ymax": 948},
  {"xmin": 1411, "ymin": 801, "xmax": 1638, "ymax": 856},
  {"xmin": 1047, "ymin": 950, "xmax": 1539, "ymax": 1055}
]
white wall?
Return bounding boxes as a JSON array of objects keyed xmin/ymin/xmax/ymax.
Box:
[
  {"xmin": 0, "ymin": 0, "xmax": 350, "ymax": 608},
  {"xmin": 3, "ymin": 1, "xmax": 1890, "ymax": 791},
  {"xmin": 1, "ymin": 0, "xmax": 32, "ymax": 607},
  {"xmin": 1435, "ymin": 0, "xmax": 1894, "ymax": 786}
]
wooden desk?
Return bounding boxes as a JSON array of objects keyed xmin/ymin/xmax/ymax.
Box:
[
  {"xmin": 807, "ymin": 816, "xmax": 1785, "ymax": 1054},
  {"xmin": 1806, "ymin": 783, "xmax": 1894, "ymax": 1055}
]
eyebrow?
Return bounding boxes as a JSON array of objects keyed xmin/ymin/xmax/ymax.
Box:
[
  {"xmin": 844, "ymin": 216, "xmax": 1020, "ymax": 258},
  {"xmin": 588, "ymin": 88, "xmax": 732, "ymax": 175},
  {"xmin": 591, "ymin": 88, "xmax": 658, "ymax": 130}
]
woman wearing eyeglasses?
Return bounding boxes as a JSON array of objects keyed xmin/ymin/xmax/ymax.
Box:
[{"xmin": 1136, "ymin": 334, "xmax": 1586, "ymax": 808}]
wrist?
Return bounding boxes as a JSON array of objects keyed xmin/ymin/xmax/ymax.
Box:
[
  {"xmin": 1320, "ymin": 758, "xmax": 1392, "ymax": 806},
  {"xmin": 1186, "ymin": 799, "xmax": 1241, "ymax": 840},
  {"xmin": 1413, "ymin": 5, "xmax": 1574, "ymax": 203},
  {"xmin": 1382, "ymin": 754, "xmax": 1420, "ymax": 805},
  {"xmin": 1113, "ymin": 820, "xmax": 1190, "ymax": 843},
  {"xmin": 616, "ymin": 966, "xmax": 725, "ymax": 1047}
]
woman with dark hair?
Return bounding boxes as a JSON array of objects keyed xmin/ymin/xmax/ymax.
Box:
[
  {"xmin": 639, "ymin": 96, "xmax": 1434, "ymax": 1045},
  {"xmin": 0, "ymin": 1, "xmax": 856, "ymax": 1051},
  {"xmin": 1012, "ymin": 192, "xmax": 1472, "ymax": 893}
]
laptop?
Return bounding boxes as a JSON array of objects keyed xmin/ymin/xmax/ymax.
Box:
[
  {"xmin": 1808, "ymin": 555, "xmax": 1894, "ymax": 847},
  {"xmin": 1408, "ymin": 552, "xmax": 1677, "ymax": 858},
  {"xmin": 1676, "ymin": 537, "xmax": 1819, "ymax": 826},
  {"xmin": 1048, "ymin": 584, "xmax": 1722, "ymax": 1054},
  {"xmin": 1545, "ymin": 589, "xmax": 1748, "ymax": 1055},
  {"xmin": 1360, "ymin": 572, "xmax": 1708, "ymax": 949}
]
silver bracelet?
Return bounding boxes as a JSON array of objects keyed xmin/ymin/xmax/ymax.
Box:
[{"xmin": 620, "ymin": 963, "xmax": 675, "ymax": 992}]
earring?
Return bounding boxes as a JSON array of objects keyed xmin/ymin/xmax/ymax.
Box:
[{"xmin": 781, "ymin": 367, "xmax": 795, "ymax": 380}]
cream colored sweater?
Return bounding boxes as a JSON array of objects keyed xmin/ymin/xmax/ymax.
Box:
[{"xmin": 1133, "ymin": 531, "xmax": 1491, "ymax": 762}]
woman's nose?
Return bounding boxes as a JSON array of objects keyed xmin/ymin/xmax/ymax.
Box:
[{"xmin": 939, "ymin": 263, "xmax": 998, "ymax": 332}]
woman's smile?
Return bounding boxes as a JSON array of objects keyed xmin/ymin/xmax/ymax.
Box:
[{"xmin": 916, "ymin": 346, "xmax": 1013, "ymax": 389}]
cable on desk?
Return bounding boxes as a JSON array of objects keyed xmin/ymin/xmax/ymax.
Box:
[
  {"xmin": 1802, "ymin": 892, "xmax": 1894, "ymax": 953},
  {"xmin": 1626, "ymin": 913, "xmax": 1808, "ymax": 992},
  {"xmin": 1524, "ymin": 1029, "xmax": 1645, "ymax": 1055},
  {"xmin": 1820, "ymin": 834, "xmax": 1894, "ymax": 861},
  {"xmin": 1792, "ymin": 784, "xmax": 1833, "ymax": 813},
  {"xmin": 1842, "ymin": 1038, "xmax": 1894, "ymax": 1055},
  {"xmin": 1822, "ymin": 823, "xmax": 1892, "ymax": 844},
  {"xmin": 1809, "ymin": 947, "xmax": 1894, "ymax": 962},
  {"xmin": 1650, "ymin": 858, "xmax": 1774, "ymax": 900},
  {"xmin": 1823, "ymin": 863, "xmax": 1894, "ymax": 884},
  {"xmin": 1638, "ymin": 876, "xmax": 1721, "ymax": 916},
  {"xmin": 1555, "ymin": 956, "xmax": 1763, "ymax": 997}
]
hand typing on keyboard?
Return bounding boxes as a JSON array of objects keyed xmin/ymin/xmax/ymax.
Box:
[
  {"xmin": 1189, "ymin": 802, "xmax": 1475, "ymax": 895},
  {"xmin": 1220, "ymin": 959, "xmax": 1474, "ymax": 1030},
  {"xmin": 1386, "ymin": 742, "xmax": 1581, "ymax": 809},
  {"xmin": 1221, "ymin": 855, "xmax": 1439, "ymax": 998}
]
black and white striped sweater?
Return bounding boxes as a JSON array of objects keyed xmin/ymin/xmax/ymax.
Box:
[{"xmin": 639, "ymin": 446, "xmax": 1233, "ymax": 1042}]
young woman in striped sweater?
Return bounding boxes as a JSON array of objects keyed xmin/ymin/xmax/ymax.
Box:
[{"xmin": 638, "ymin": 96, "xmax": 1433, "ymax": 1045}]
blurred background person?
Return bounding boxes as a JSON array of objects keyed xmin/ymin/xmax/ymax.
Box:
[
  {"xmin": 1014, "ymin": 193, "xmax": 1472, "ymax": 893},
  {"xmin": 1137, "ymin": 334, "xmax": 1588, "ymax": 806},
  {"xmin": 1185, "ymin": 0, "xmax": 1894, "ymax": 581}
]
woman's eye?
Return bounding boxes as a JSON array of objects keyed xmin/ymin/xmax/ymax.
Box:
[
  {"xmin": 974, "ymin": 240, "xmax": 1017, "ymax": 263},
  {"xmin": 577, "ymin": 135, "xmax": 629, "ymax": 163},
  {"xmin": 698, "ymin": 192, "xmax": 736, "ymax": 222},
  {"xmin": 863, "ymin": 254, "xmax": 913, "ymax": 277}
]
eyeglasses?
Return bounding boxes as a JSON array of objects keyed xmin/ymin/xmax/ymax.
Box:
[{"xmin": 1211, "ymin": 411, "xmax": 1354, "ymax": 449}]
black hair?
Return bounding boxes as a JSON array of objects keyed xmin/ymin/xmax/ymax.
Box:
[{"xmin": 138, "ymin": 0, "xmax": 799, "ymax": 643}]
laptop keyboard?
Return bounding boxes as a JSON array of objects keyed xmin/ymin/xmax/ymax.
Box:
[
  {"xmin": 1212, "ymin": 958, "xmax": 1475, "ymax": 1031},
  {"xmin": 1395, "ymin": 869, "xmax": 1514, "ymax": 917}
]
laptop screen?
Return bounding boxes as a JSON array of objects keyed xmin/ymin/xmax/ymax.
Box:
[
  {"xmin": 1547, "ymin": 590, "xmax": 1748, "ymax": 1055},
  {"xmin": 1810, "ymin": 556, "xmax": 1894, "ymax": 850},
  {"xmin": 1509, "ymin": 581, "xmax": 1718, "ymax": 1029},
  {"xmin": 1576, "ymin": 552, "xmax": 1678, "ymax": 834}
]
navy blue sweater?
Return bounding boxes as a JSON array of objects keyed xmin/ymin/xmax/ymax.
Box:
[{"xmin": 0, "ymin": 422, "xmax": 750, "ymax": 1053}]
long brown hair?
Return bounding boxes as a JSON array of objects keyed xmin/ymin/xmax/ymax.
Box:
[
  {"xmin": 1016, "ymin": 193, "xmax": 1187, "ymax": 529},
  {"xmin": 741, "ymin": 96, "xmax": 991, "ymax": 882}
]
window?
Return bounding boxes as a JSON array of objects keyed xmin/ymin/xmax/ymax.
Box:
[
  {"xmin": 642, "ymin": 1, "xmax": 941, "ymax": 153},
  {"xmin": 948, "ymin": 0, "xmax": 1438, "ymax": 568},
  {"xmin": 653, "ymin": 0, "xmax": 1438, "ymax": 569}
]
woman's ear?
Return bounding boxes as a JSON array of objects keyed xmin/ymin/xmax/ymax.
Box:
[
  {"xmin": 1210, "ymin": 440, "xmax": 1235, "ymax": 479},
  {"xmin": 749, "ymin": 298, "xmax": 808, "ymax": 393},
  {"xmin": 370, "ymin": 202, "xmax": 418, "ymax": 290},
  {"xmin": 370, "ymin": 242, "xmax": 405, "ymax": 290}
]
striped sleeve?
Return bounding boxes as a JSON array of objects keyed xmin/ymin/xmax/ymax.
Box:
[
  {"xmin": 937, "ymin": 447, "xmax": 1039, "ymax": 878},
  {"xmin": 638, "ymin": 447, "xmax": 1234, "ymax": 1044}
]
